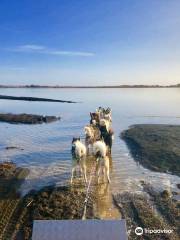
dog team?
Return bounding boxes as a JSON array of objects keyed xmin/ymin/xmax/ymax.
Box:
[{"xmin": 71, "ymin": 107, "xmax": 114, "ymax": 184}]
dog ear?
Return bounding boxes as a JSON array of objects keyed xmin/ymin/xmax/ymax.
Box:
[{"xmin": 78, "ymin": 137, "xmax": 80, "ymax": 140}]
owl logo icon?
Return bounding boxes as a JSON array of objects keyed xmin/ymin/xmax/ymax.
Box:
[{"xmin": 135, "ymin": 227, "xmax": 143, "ymax": 236}]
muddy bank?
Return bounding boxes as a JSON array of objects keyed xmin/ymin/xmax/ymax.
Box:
[
  {"xmin": 121, "ymin": 124, "xmax": 180, "ymax": 176},
  {"xmin": 0, "ymin": 162, "xmax": 95, "ymax": 240},
  {"xmin": 6, "ymin": 186, "xmax": 95, "ymax": 240},
  {"xmin": 0, "ymin": 162, "xmax": 29, "ymax": 198},
  {"xmin": 0, "ymin": 113, "xmax": 60, "ymax": 124},
  {"xmin": 0, "ymin": 95, "xmax": 77, "ymax": 103},
  {"xmin": 0, "ymin": 162, "xmax": 29, "ymax": 239},
  {"xmin": 16, "ymin": 186, "xmax": 94, "ymax": 239},
  {"xmin": 113, "ymin": 185, "xmax": 179, "ymax": 239}
]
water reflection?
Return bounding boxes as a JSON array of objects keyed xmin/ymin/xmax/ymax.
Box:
[{"xmin": 94, "ymin": 183, "xmax": 121, "ymax": 219}]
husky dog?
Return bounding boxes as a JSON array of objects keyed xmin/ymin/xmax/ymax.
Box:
[
  {"xmin": 84, "ymin": 126, "xmax": 95, "ymax": 154},
  {"xmin": 104, "ymin": 108, "xmax": 112, "ymax": 122},
  {"xmin": 84, "ymin": 125, "xmax": 101, "ymax": 153},
  {"xmin": 96, "ymin": 107, "xmax": 104, "ymax": 120},
  {"xmin": 92, "ymin": 140, "xmax": 110, "ymax": 183},
  {"xmin": 84, "ymin": 126, "xmax": 94, "ymax": 139},
  {"xmin": 71, "ymin": 137, "xmax": 87, "ymax": 184},
  {"xmin": 93, "ymin": 140, "xmax": 107, "ymax": 158},
  {"xmin": 99, "ymin": 119, "xmax": 110, "ymax": 132},
  {"xmin": 88, "ymin": 107, "xmax": 114, "ymax": 154},
  {"xmin": 90, "ymin": 112, "xmax": 100, "ymax": 125},
  {"xmin": 99, "ymin": 125, "xmax": 114, "ymax": 154},
  {"xmin": 96, "ymin": 107, "xmax": 112, "ymax": 121},
  {"xmin": 97, "ymin": 155, "xmax": 110, "ymax": 184}
]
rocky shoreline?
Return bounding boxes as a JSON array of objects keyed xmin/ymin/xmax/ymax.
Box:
[
  {"xmin": 121, "ymin": 124, "xmax": 180, "ymax": 176},
  {"xmin": 113, "ymin": 183, "xmax": 180, "ymax": 240},
  {"xmin": 0, "ymin": 113, "xmax": 60, "ymax": 124},
  {"xmin": 0, "ymin": 162, "xmax": 95, "ymax": 240}
]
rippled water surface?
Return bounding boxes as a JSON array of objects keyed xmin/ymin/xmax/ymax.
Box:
[{"xmin": 0, "ymin": 88, "xmax": 180, "ymax": 219}]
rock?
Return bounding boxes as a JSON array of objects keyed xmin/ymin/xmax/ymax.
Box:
[
  {"xmin": 161, "ymin": 190, "xmax": 171, "ymax": 199},
  {"xmin": 121, "ymin": 124, "xmax": 180, "ymax": 177},
  {"xmin": 41, "ymin": 192, "xmax": 49, "ymax": 199},
  {"xmin": 5, "ymin": 146, "xmax": 24, "ymax": 150},
  {"xmin": 0, "ymin": 94, "xmax": 76, "ymax": 103},
  {"xmin": 0, "ymin": 113, "xmax": 60, "ymax": 124}
]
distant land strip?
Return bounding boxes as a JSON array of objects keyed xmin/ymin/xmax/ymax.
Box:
[
  {"xmin": 0, "ymin": 95, "xmax": 77, "ymax": 103},
  {"xmin": 0, "ymin": 84, "xmax": 180, "ymax": 88}
]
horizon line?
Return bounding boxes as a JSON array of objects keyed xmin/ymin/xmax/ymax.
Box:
[{"xmin": 0, "ymin": 83, "xmax": 180, "ymax": 88}]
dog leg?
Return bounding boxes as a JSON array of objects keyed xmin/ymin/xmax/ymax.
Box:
[
  {"xmin": 71, "ymin": 167, "xmax": 75, "ymax": 184},
  {"xmin": 102, "ymin": 167, "xmax": 106, "ymax": 183},
  {"xmin": 80, "ymin": 166, "xmax": 84, "ymax": 180},
  {"xmin": 81, "ymin": 156, "xmax": 87, "ymax": 184},
  {"xmin": 97, "ymin": 166, "xmax": 101, "ymax": 184},
  {"xmin": 106, "ymin": 166, "xmax": 111, "ymax": 183},
  {"xmin": 105, "ymin": 159, "xmax": 111, "ymax": 183}
]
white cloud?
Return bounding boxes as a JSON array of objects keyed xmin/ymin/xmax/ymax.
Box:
[
  {"xmin": 8, "ymin": 44, "xmax": 95, "ymax": 57},
  {"xmin": 46, "ymin": 50, "xmax": 95, "ymax": 57},
  {"xmin": 18, "ymin": 45, "xmax": 46, "ymax": 51}
]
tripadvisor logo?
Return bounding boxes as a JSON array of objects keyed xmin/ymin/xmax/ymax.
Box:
[
  {"xmin": 144, "ymin": 228, "xmax": 173, "ymax": 234},
  {"xmin": 135, "ymin": 227, "xmax": 143, "ymax": 236},
  {"xmin": 135, "ymin": 227, "xmax": 173, "ymax": 236}
]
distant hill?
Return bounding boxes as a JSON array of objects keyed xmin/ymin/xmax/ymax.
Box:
[{"xmin": 0, "ymin": 84, "xmax": 180, "ymax": 88}]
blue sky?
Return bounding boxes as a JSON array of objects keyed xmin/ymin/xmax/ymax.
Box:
[{"xmin": 0, "ymin": 0, "xmax": 180, "ymax": 85}]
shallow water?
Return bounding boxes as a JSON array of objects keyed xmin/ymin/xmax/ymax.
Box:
[{"xmin": 0, "ymin": 88, "xmax": 180, "ymax": 219}]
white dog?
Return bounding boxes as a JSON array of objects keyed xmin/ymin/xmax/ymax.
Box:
[
  {"xmin": 100, "ymin": 119, "xmax": 110, "ymax": 132},
  {"xmin": 92, "ymin": 140, "xmax": 107, "ymax": 158},
  {"xmin": 71, "ymin": 137, "xmax": 87, "ymax": 184},
  {"xmin": 92, "ymin": 140, "xmax": 110, "ymax": 183},
  {"xmin": 84, "ymin": 125, "xmax": 101, "ymax": 154},
  {"xmin": 104, "ymin": 112, "xmax": 112, "ymax": 122},
  {"xmin": 84, "ymin": 126, "xmax": 94, "ymax": 139},
  {"xmin": 96, "ymin": 107, "xmax": 112, "ymax": 122}
]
